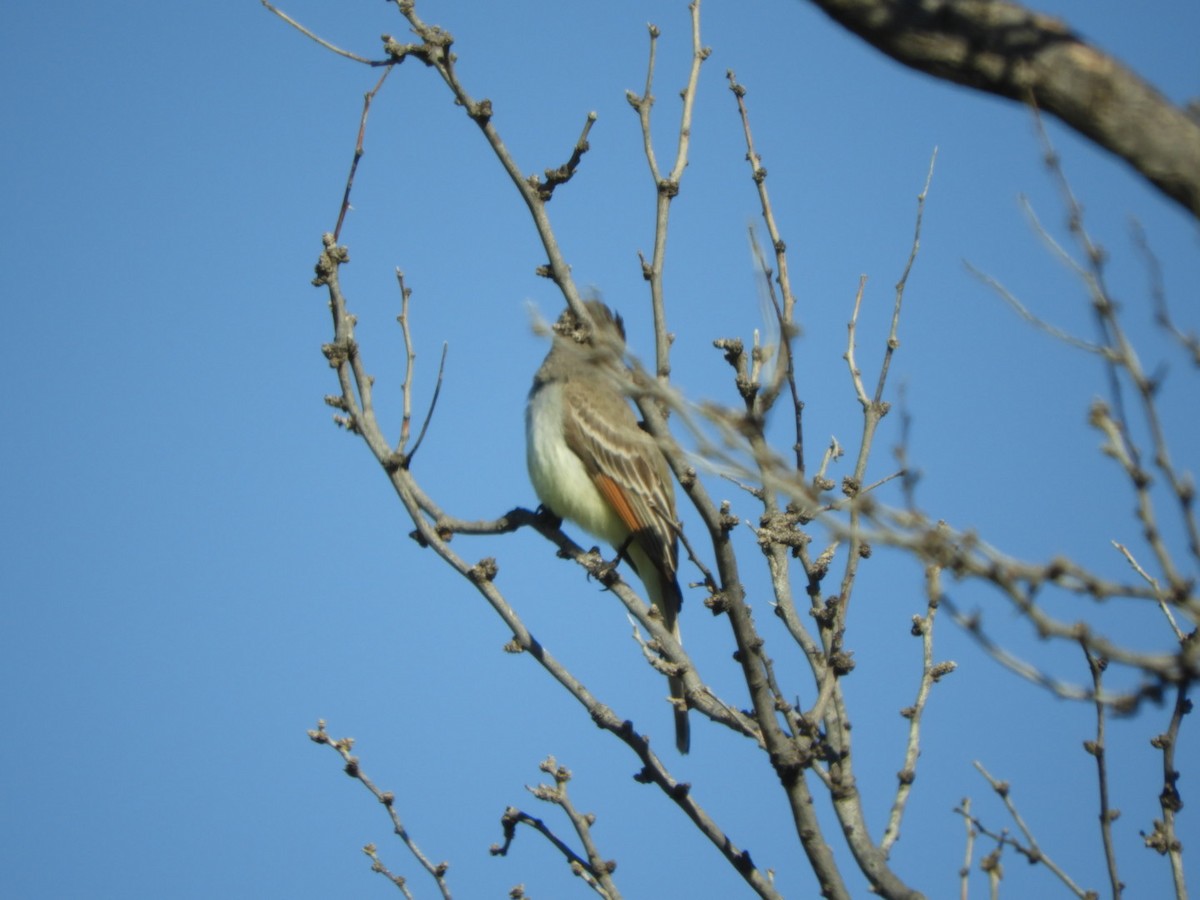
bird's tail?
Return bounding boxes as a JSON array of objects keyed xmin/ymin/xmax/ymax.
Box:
[
  {"xmin": 633, "ymin": 548, "xmax": 691, "ymax": 754},
  {"xmin": 669, "ymin": 669, "xmax": 690, "ymax": 754},
  {"xmin": 659, "ymin": 577, "xmax": 690, "ymax": 755}
]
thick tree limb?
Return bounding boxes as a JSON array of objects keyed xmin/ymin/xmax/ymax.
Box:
[{"xmin": 801, "ymin": 0, "xmax": 1200, "ymax": 219}]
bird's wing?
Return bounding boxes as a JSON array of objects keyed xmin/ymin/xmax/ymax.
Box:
[{"xmin": 560, "ymin": 378, "xmax": 679, "ymax": 583}]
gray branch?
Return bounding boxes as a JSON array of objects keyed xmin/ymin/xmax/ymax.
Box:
[{"xmin": 801, "ymin": 0, "xmax": 1200, "ymax": 219}]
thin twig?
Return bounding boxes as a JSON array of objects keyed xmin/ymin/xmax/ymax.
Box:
[
  {"xmin": 1033, "ymin": 108, "xmax": 1200, "ymax": 571},
  {"xmin": 882, "ymin": 565, "xmax": 955, "ymax": 854},
  {"xmin": 1113, "ymin": 540, "xmax": 1185, "ymax": 642},
  {"xmin": 363, "ymin": 843, "xmax": 417, "ymax": 899},
  {"xmin": 1081, "ymin": 643, "xmax": 1124, "ymax": 898},
  {"xmin": 628, "ymin": 1, "xmax": 710, "ymax": 380},
  {"xmin": 958, "ymin": 797, "xmax": 975, "ymax": 900},
  {"xmin": 395, "ymin": 269, "xmax": 416, "ymax": 448},
  {"xmin": 533, "ymin": 112, "xmax": 598, "ymax": 201},
  {"xmin": 939, "ymin": 592, "xmax": 1165, "ymax": 708},
  {"xmin": 844, "ymin": 275, "xmax": 871, "ymax": 408},
  {"xmin": 726, "ymin": 70, "xmax": 800, "ymax": 428},
  {"xmin": 964, "ymin": 259, "xmax": 1105, "ymax": 355},
  {"xmin": 391, "ymin": 0, "xmax": 586, "ymax": 317},
  {"xmin": 309, "ymin": 721, "xmax": 453, "ymax": 899},
  {"xmin": 491, "ymin": 758, "xmax": 622, "ymax": 899},
  {"xmin": 1131, "ymin": 218, "xmax": 1200, "ymax": 367},
  {"xmin": 973, "ymin": 761, "xmax": 1094, "ymax": 898},
  {"xmin": 1143, "ymin": 683, "xmax": 1190, "ymax": 899},
  {"xmin": 406, "ymin": 341, "xmax": 447, "ymax": 465},
  {"xmin": 873, "ymin": 148, "xmax": 935, "ymax": 406},
  {"xmin": 262, "ymin": 1, "xmax": 382, "ymax": 64},
  {"xmin": 335, "ymin": 67, "xmax": 393, "ymax": 242}
]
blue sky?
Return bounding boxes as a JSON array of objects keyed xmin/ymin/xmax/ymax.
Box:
[{"xmin": 3, "ymin": 1, "xmax": 1197, "ymax": 897}]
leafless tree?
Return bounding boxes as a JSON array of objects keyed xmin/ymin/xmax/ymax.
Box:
[{"xmin": 267, "ymin": 1, "xmax": 1195, "ymax": 897}]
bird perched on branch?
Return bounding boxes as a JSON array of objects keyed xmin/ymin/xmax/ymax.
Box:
[{"xmin": 526, "ymin": 300, "xmax": 689, "ymax": 753}]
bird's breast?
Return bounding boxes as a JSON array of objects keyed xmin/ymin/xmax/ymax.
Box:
[{"xmin": 526, "ymin": 381, "xmax": 628, "ymax": 547}]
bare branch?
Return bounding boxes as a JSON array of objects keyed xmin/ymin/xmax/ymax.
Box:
[
  {"xmin": 1081, "ymin": 645, "xmax": 1124, "ymax": 898},
  {"xmin": 309, "ymin": 721, "xmax": 452, "ymax": 899},
  {"xmin": 874, "ymin": 148, "xmax": 935, "ymax": 407},
  {"xmin": 334, "ymin": 67, "xmax": 393, "ymax": 241},
  {"xmin": 882, "ymin": 565, "xmax": 955, "ymax": 854},
  {"xmin": 1031, "ymin": 111, "xmax": 1200, "ymax": 571},
  {"xmin": 1131, "ymin": 218, "xmax": 1200, "ymax": 367},
  {"xmin": 957, "ymin": 797, "xmax": 976, "ymax": 900},
  {"xmin": 387, "ymin": 0, "xmax": 587, "ymax": 317},
  {"xmin": 628, "ymin": 0, "xmax": 711, "ymax": 380},
  {"xmin": 964, "ymin": 259, "xmax": 1106, "ymax": 355},
  {"xmin": 801, "ymin": 0, "xmax": 1200, "ymax": 218},
  {"xmin": 490, "ymin": 758, "xmax": 622, "ymax": 899},
  {"xmin": 531, "ymin": 112, "xmax": 598, "ymax": 202},
  {"xmin": 362, "ymin": 843, "xmax": 417, "ymax": 898},
  {"xmin": 1114, "ymin": 541, "xmax": 1186, "ymax": 644},
  {"xmin": 1142, "ymin": 684, "xmax": 1190, "ymax": 898},
  {"xmin": 725, "ymin": 71, "xmax": 801, "ymax": 425},
  {"xmin": 972, "ymin": 760, "xmax": 1096, "ymax": 898},
  {"xmin": 262, "ymin": 0, "xmax": 385, "ymax": 64}
]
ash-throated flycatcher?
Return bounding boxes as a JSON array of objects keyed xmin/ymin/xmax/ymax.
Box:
[{"xmin": 526, "ymin": 301, "xmax": 689, "ymax": 754}]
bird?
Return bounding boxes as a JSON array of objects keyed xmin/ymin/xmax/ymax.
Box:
[{"xmin": 526, "ymin": 300, "xmax": 690, "ymax": 754}]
